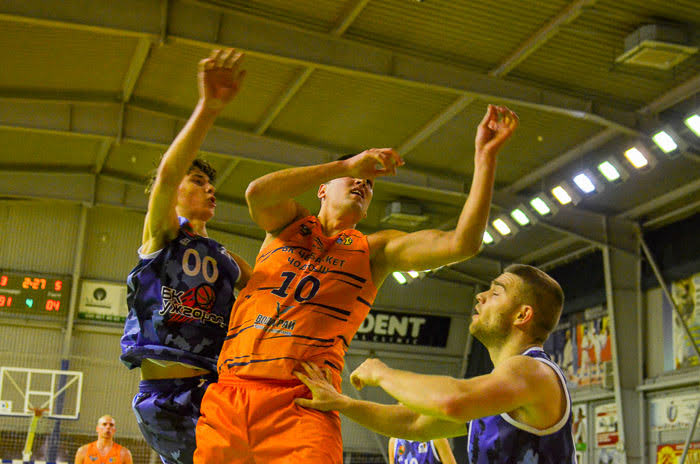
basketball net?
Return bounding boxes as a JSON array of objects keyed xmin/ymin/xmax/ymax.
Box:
[{"xmin": 22, "ymin": 407, "xmax": 49, "ymax": 462}]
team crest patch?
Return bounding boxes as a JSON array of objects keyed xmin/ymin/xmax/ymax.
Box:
[
  {"xmin": 336, "ymin": 233, "xmax": 353, "ymax": 245},
  {"xmin": 90, "ymin": 457, "xmax": 97, "ymax": 461},
  {"xmin": 398, "ymin": 444, "xmax": 405, "ymax": 456},
  {"xmin": 419, "ymin": 442, "xmax": 428, "ymax": 452}
]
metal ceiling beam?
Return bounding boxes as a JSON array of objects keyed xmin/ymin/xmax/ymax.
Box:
[
  {"xmin": 619, "ymin": 177, "xmax": 700, "ymax": 220},
  {"xmin": 122, "ymin": 38, "xmax": 153, "ymax": 103},
  {"xmin": 330, "ymin": 0, "xmax": 371, "ymax": 36},
  {"xmin": 502, "ymin": 73, "xmax": 700, "ymax": 195},
  {"xmin": 518, "ymin": 235, "xmax": 583, "ymax": 264},
  {"xmin": 399, "ymin": 0, "xmax": 597, "ymax": 156},
  {"xmin": 0, "ymin": 0, "xmax": 645, "ymax": 133},
  {"xmin": 0, "ymin": 95, "xmax": 466, "ymax": 200},
  {"xmin": 253, "ymin": 66, "xmax": 315, "ymax": 135}
]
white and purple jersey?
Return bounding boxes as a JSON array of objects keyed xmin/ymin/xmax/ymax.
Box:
[
  {"xmin": 121, "ymin": 217, "xmax": 241, "ymax": 372},
  {"xmin": 467, "ymin": 348, "xmax": 576, "ymax": 464},
  {"xmin": 394, "ymin": 439, "xmax": 442, "ymax": 464}
]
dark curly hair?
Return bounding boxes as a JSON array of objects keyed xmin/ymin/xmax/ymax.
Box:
[{"xmin": 145, "ymin": 158, "xmax": 217, "ymax": 194}]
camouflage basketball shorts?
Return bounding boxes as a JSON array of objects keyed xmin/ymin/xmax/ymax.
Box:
[{"xmin": 133, "ymin": 375, "xmax": 216, "ymax": 464}]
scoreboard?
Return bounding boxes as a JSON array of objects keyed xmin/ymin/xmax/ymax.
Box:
[{"xmin": 0, "ymin": 271, "xmax": 71, "ymax": 318}]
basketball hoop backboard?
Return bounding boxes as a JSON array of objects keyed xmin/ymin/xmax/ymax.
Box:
[{"xmin": 0, "ymin": 366, "xmax": 82, "ymax": 420}]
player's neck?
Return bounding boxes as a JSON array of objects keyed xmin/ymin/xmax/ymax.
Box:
[
  {"xmin": 187, "ymin": 218, "xmax": 208, "ymax": 237},
  {"xmin": 488, "ymin": 336, "xmax": 542, "ymax": 367},
  {"xmin": 317, "ymin": 208, "xmax": 358, "ymax": 237},
  {"xmin": 96, "ymin": 437, "xmax": 114, "ymax": 449}
]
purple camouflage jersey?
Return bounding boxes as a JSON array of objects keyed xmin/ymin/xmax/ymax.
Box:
[
  {"xmin": 121, "ymin": 217, "xmax": 241, "ymax": 372},
  {"xmin": 467, "ymin": 347, "xmax": 576, "ymax": 464},
  {"xmin": 394, "ymin": 439, "xmax": 442, "ymax": 464}
]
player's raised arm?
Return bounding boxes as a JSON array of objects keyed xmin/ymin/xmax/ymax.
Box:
[
  {"xmin": 142, "ymin": 49, "xmax": 245, "ymax": 253},
  {"xmin": 245, "ymin": 148, "xmax": 403, "ymax": 234},
  {"xmin": 369, "ymin": 105, "xmax": 518, "ymax": 282}
]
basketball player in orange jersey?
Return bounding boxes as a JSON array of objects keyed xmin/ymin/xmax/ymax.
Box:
[
  {"xmin": 194, "ymin": 104, "xmax": 519, "ymax": 463},
  {"xmin": 74, "ymin": 415, "xmax": 133, "ymax": 464}
]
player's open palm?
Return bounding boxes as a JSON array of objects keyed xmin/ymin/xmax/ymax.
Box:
[
  {"xmin": 294, "ymin": 362, "xmax": 343, "ymax": 412},
  {"xmin": 198, "ymin": 48, "xmax": 246, "ymax": 110},
  {"xmin": 474, "ymin": 104, "xmax": 519, "ymax": 159}
]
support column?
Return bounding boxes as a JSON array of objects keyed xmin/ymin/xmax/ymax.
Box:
[{"xmin": 602, "ymin": 217, "xmax": 643, "ymax": 464}]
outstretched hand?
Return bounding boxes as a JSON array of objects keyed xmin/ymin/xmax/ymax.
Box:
[
  {"xmin": 349, "ymin": 358, "xmax": 388, "ymax": 391},
  {"xmin": 344, "ymin": 148, "xmax": 405, "ymax": 180},
  {"xmin": 474, "ymin": 105, "xmax": 519, "ymax": 159},
  {"xmin": 198, "ymin": 48, "xmax": 246, "ymax": 111},
  {"xmin": 294, "ymin": 362, "xmax": 346, "ymax": 412}
]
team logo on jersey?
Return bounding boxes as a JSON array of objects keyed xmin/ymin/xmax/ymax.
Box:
[
  {"xmin": 418, "ymin": 442, "xmax": 428, "ymax": 452},
  {"xmin": 254, "ymin": 302, "xmax": 296, "ymax": 335},
  {"xmin": 89, "ymin": 457, "xmax": 97, "ymax": 462},
  {"xmin": 398, "ymin": 444, "xmax": 406, "ymax": 456},
  {"xmin": 336, "ymin": 233, "xmax": 353, "ymax": 245},
  {"xmin": 159, "ymin": 285, "xmax": 226, "ymax": 328},
  {"xmin": 300, "ymin": 223, "xmax": 312, "ymax": 236}
]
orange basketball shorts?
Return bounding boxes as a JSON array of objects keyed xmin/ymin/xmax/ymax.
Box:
[{"xmin": 194, "ymin": 378, "xmax": 342, "ymax": 464}]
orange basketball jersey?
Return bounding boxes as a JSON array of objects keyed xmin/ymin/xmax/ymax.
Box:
[
  {"xmin": 82, "ymin": 441, "xmax": 123, "ymax": 464},
  {"xmin": 218, "ymin": 216, "xmax": 377, "ymax": 383}
]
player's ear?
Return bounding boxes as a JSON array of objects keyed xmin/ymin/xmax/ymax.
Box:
[
  {"xmin": 317, "ymin": 183, "xmax": 327, "ymax": 201},
  {"xmin": 514, "ymin": 305, "xmax": 534, "ymax": 326}
]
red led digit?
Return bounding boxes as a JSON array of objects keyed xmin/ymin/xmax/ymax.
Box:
[
  {"xmin": 0, "ymin": 295, "xmax": 5, "ymax": 306},
  {"xmin": 0, "ymin": 275, "xmax": 7, "ymax": 286},
  {"xmin": 54, "ymin": 280, "xmax": 63, "ymax": 291}
]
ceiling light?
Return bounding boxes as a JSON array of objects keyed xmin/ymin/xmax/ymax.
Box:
[
  {"xmin": 551, "ymin": 186, "xmax": 572, "ymax": 205},
  {"xmin": 573, "ymin": 172, "xmax": 596, "ymax": 194},
  {"xmin": 598, "ymin": 157, "xmax": 629, "ymax": 183},
  {"xmin": 510, "ymin": 208, "xmax": 531, "ymax": 226},
  {"xmin": 492, "ymin": 216, "xmax": 518, "ymax": 237},
  {"xmin": 624, "ymin": 145, "xmax": 655, "ymax": 169},
  {"xmin": 392, "ymin": 272, "xmax": 407, "ymax": 285},
  {"xmin": 529, "ymin": 194, "xmax": 558, "ymax": 216},
  {"xmin": 407, "ymin": 271, "xmax": 420, "ymax": 278},
  {"xmin": 652, "ymin": 130, "xmax": 678, "ymax": 153},
  {"xmin": 685, "ymin": 114, "xmax": 700, "ymax": 137},
  {"xmin": 482, "ymin": 226, "xmax": 501, "ymax": 245},
  {"xmin": 483, "ymin": 230, "xmax": 494, "ymax": 245}
]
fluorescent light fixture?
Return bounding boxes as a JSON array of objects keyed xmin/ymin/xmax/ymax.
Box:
[
  {"xmin": 483, "ymin": 230, "xmax": 494, "ymax": 244},
  {"xmin": 529, "ymin": 194, "xmax": 558, "ymax": 216},
  {"xmin": 492, "ymin": 218, "xmax": 511, "ymax": 235},
  {"xmin": 573, "ymin": 172, "xmax": 596, "ymax": 193},
  {"xmin": 392, "ymin": 272, "xmax": 407, "ymax": 285},
  {"xmin": 597, "ymin": 160, "xmax": 622, "ymax": 182},
  {"xmin": 510, "ymin": 208, "xmax": 531, "ymax": 226},
  {"xmin": 407, "ymin": 270, "xmax": 420, "ymax": 278},
  {"xmin": 492, "ymin": 216, "xmax": 518, "ymax": 237},
  {"xmin": 623, "ymin": 145, "xmax": 655, "ymax": 169},
  {"xmin": 652, "ymin": 130, "xmax": 678, "ymax": 153},
  {"xmin": 685, "ymin": 114, "xmax": 700, "ymax": 137},
  {"xmin": 551, "ymin": 185, "xmax": 572, "ymax": 204},
  {"xmin": 482, "ymin": 225, "xmax": 501, "ymax": 245}
]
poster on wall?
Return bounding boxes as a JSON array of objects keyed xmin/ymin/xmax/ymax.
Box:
[
  {"xmin": 544, "ymin": 306, "xmax": 612, "ymax": 388},
  {"xmin": 572, "ymin": 404, "xmax": 588, "ymax": 464},
  {"xmin": 649, "ymin": 393, "xmax": 700, "ymax": 431},
  {"xmin": 656, "ymin": 442, "xmax": 700, "ymax": 464},
  {"xmin": 595, "ymin": 403, "xmax": 619, "ymax": 448},
  {"xmin": 78, "ymin": 280, "xmax": 128, "ymax": 323},
  {"xmin": 664, "ymin": 272, "xmax": 700, "ymax": 370},
  {"xmin": 596, "ymin": 448, "xmax": 624, "ymax": 464}
]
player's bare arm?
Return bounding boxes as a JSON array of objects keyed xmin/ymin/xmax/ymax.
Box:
[
  {"xmin": 245, "ymin": 148, "xmax": 404, "ymax": 235},
  {"xmin": 121, "ymin": 447, "xmax": 134, "ymax": 464},
  {"xmin": 227, "ymin": 250, "xmax": 253, "ymax": 289},
  {"xmin": 368, "ymin": 105, "xmax": 518, "ymax": 286},
  {"xmin": 434, "ymin": 438, "xmax": 457, "ymax": 464},
  {"xmin": 142, "ymin": 48, "xmax": 245, "ymax": 253},
  {"xmin": 73, "ymin": 445, "xmax": 87, "ymax": 464},
  {"xmin": 293, "ymin": 362, "xmax": 466, "ymax": 441},
  {"xmin": 350, "ymin": 355, "xmax": 562, "ymax": 426}
]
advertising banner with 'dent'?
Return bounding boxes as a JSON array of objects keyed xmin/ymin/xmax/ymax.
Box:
[{"xmin": 353, "ymin": 309, "xmax": 450, "ymax": 347}]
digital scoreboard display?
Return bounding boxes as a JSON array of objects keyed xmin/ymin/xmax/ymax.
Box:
[{"xmin": 0, "ymin": 271, "xmax": 70, "ymax": 318}]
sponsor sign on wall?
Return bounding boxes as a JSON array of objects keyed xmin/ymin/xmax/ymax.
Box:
[
  {"xmin": 656, "ymin": 442, "xmax": 700, "ymax": 464},
  {"xmin": 664, "ymin": 272, "xmax": 700, "ymax": 370},
  {"xmin": 78, "ymin": 280, "xmax": 128, "ymax": 323},
  {"xmin": 650, "ymin": 393, "xmax": 700, "ymax": 432},
  {"xmin": 595, "ymin": 403, "xmax": 619, "ymax": 448},
  {"xmin": 353, "ymin": 309, "xmax": 450, "ymax": 347}
]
